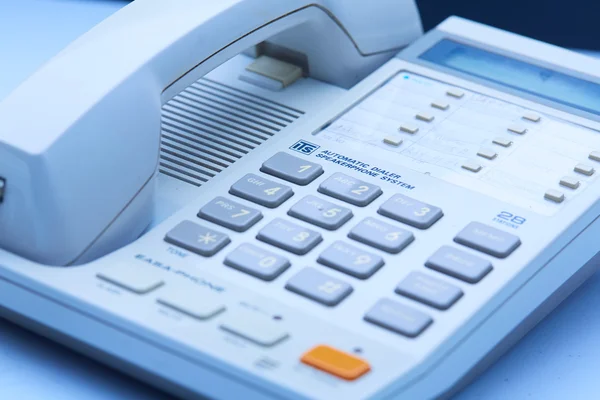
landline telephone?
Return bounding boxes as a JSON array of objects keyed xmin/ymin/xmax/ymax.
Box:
[{"xmin": 1, "ymin": 0, "xmax": 600, "ymax": 399}]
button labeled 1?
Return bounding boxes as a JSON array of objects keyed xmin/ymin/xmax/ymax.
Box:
[
  {"xmin": 260, "ymin": 152, "xmax": 324, "ymax": 185},
  {"xmin": 288, "ymin": 195, "xmax": 353, "ymax": 230},
  {"xmin": 318, "ymin": 173, "xmax": 382, "ymax": 206},
  {"xmin": 378, "ymin": 194, "xmax": 443, "ymax": 229},
  {"xmin": 198, "ymin": 196, "xmax": 262, "ymax": 232}
]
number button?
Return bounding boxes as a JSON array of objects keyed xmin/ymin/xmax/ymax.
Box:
[
  {"xmin": 229, "ymin": 173, "xmax": 293, "ymax": 208},
  {"xmin": 348, "ymin": 217, "xmax": 414, "ymax": 254},
  {"xmin": 256, "ymin": 218, "xmax": 322, "ymax": 255},
  {"xmin": 288, "ymin": 195, "xmax": 353, "ymax": 230},
  {"xmin": 224, "ymin": 243, "xmax": 290, "ymax": 281},
  {"xmin": 198, "ymin": 196, "xmax": 263, "ymax": 232},
  {"xmin": 317, "ymin": 241, "xmax": 384, "ymax": 279},
  {"xmin": 318, "ymin": 173, "xmax": 382, "ymax": 206},
  {"xmin": 378, "ymin": 194, "xmax": 443, "ymax": 229},
  {"xmin": 260, "ymin": 152, "xmax": 324, "ymax": 185}
]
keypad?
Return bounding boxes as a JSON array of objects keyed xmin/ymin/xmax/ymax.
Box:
[
  {"xmin": 164, "ymin": 221, "xmax": 231, "ymax": 257},
  {"xmin": 229, "ymin": 173, "xmax": 294, "ymax": 208},
  {"xmin": 224, "ymin": 243, "xmax": 290, "ymax": 281},
  {"xmin": 395, "ymin": 272, "xmax": 463, "ymax": 310},
  {"xmin": 198, "ymin": 196, "xmax": 262, "ymax": 232},
  {"xmin": 288, "ymin": 195, "xmax": 353, "ymax": 230},
  {"xmin": 260, "ymin": 152, "xmax": 324, "ymax": 185},
  {"xmin": 454, "ymin": 222, "xmax": 521, "ymax": 259},
  {"xmin": 348, "ymin": 217, "xmax": 414, "ymax": 254},
  {"xmin": 317, "ymin": 241, "xmax": 384, "ymax": 279},
  {"xmin": 425, "ymin": 245, "xmax": 493, "ymax": 283},
  {"xmin": 257, "ymin": 218, "xmax": 322, "ymax": 255},
  {"xmin": 318, "ymin": 173, "xmax": 382, "ymax": 206},
  {"xmin": 378, "ymin": 194, "xmax": 443, "ymax": 229},
  {"xmin": 160, "ymin": 150, "xmax": 529, "ymax": 342},
  {"xmin": 285, "ymin": 267, "xmax": 353, "ymax": 306},
  {"xmin": 364, "ymin": 298, "xmax": 432, "ymax": 338}
]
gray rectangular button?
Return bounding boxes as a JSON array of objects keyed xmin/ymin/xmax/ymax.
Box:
[
  {"xmin": 364, "ymin": 298, "xmax": 432, "ymax": 337},
  {"xmin": 224, "ymin": 243, "xmax": 290, "ymax": 281},
  {"xmin": 257, "ymin": 218, "xmax": 322, "ymax": 255},
  {"xmin": 317, "ymin": 241, "xmax": 384, "ymax": 279},
  {"xmin": 164, "ymin": 220, "xmax": 230, "ymax": 257},
  {"xmin": 318, "ymin": 172, "xmax": 382, "ymax": 206},
  {"xmin": 198, "ymin": 196, "xmax": 262, "ymax": 232},
  {"xmin": 425, "ymin": 245, "xmax": 492, "ymax": 283},
  {"xmin": 229, "ymin": 173, "xmax": 293, "ymax": 208},
  {"xmin": 260, "ymin": 152, "xmax": 324, "ymax": 185},
  {"xmin": 348, "ymin": 217, "xmax": 414, "ymax": 254},
  {"xmin": 378, "ymin": 194, "xmax": 443, "ymax": 229},
  {"xmin": 395, "ymin": 271, "xmax": 463, "ymax": 310},
  {"xmin": 285, "ymin": 267, "xmax": 353, "ymax": 306},
  {"xmin": 454, "ymin": 222, "xmax": 521, "ymax": 258},
  {"xmin": 288, "ymin": 195, "xmax": 353, "ymax": 230}
]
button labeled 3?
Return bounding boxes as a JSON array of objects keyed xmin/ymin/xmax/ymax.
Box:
[{"xmin": 378, "ymin": 194, "xmax": 443, "ymax": 229}]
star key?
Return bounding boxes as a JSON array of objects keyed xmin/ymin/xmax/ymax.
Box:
[{"xmin": 165, "ymin": 221, "xmax": 231, "ymax": 257}]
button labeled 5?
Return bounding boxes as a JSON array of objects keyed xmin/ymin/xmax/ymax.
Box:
[{"xmin": 288, "ymin": 195, "xmax": 353, "ymax": 230}]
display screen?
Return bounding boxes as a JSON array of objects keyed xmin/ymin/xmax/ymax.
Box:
[{"xmin": 419, "ymin": 39, "xmax": 600, "ymax": 116}]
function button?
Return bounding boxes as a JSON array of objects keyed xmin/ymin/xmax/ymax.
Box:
[
  {"xmin": 461, "ymin": 162, "xmax": 482, "ymax": 173},
  {"xmin": 229, "ymin": 173, "xmax": 293, "ymax": 208},
  {"xmin": 301, "ymin": 345, "xmax": 371, "ymax": 381},
  {"xmin": 165, "ymin": 221, "xmax": 230, "ymax": 257},
  {"xmin": 415, "ymin": 111, "xmax": 435, "ymax": 122},
  {"xmin": 425, "ymin": 245, "xmax": 492, "ymax": 283},
  {"xmin": 522, "ymin": 112, "xmax": 541, "ymax": 122},
  {"xmin": 260, "ymin": 152, "xmax": 324, "ymax": 186},
  {"xmin": 318, "ymin": 172, "xmax": 382, "ymax": 207},
  {"xmin": 198, "ymin": 196, "xmax": 262, "ymax": 232},
  {"xmin": 97, "ymin": 264, "xmax": 164, "ymax": 294},
  {"xmin": 477, "ymin": 148, "xmax": 497, "ymax": 160},
  {"xmin": 544, "ymin": 189, "xmax": 565, "ymax": 203},
  {"xmin": 574, "ymin": 163, "xmax": 595, "ymax": 176},
  {"xmin": 288, "ymin": 195, "xmax": 353, "ymax": 230},
  {"xmin": 317, "ymin": 241, "xmax": 384, "ymax": 280},
  {"xmin": 383, "ymin": 136, "xmax": 403, "ymax": 146},
  {"xmin": 559, "ymin": 176, "xmax": 580, "ymax": 189},
  {"xmin": 157, "ymin": 290, "xmax": 226, "ymax": 320},
  {"xmin": 507, "ymin": 124, "xmax": 527, "ymax": 135},
  {"xmin": 431, "ymin": 100, "xmax": 450, "ymax": 111},
  {"xmin": 224, "ymin": 243, "xmax": 290, "ymax": 281},
  {"xmin": 590, "ymin": 151, "xmax": 600, "ymax": 162},
  {"xmin": 285, "ymin": 267, "xmax": 353, "ymax": 306},
  {"xmin": 364, "ymin": 298, "xmax": 432, "ymax": 338},
  {"xmin": 454, "ymin": 222, "xmax": 521, "ymax": 259},
  {"xmin": 399, "ymin": 123, "xmax": 419, "ymax": 134},
  {"xmin": 378, "ymin": 194, "xmax": 443, "ymax": 229},
  {"xmin": 257, "ymin": 218, "xmax": 322, "ymax": 255},
  {"xmin": 220, "ymin": 311, "xmax": 289, "ymax": 347},
  {"xmin": 492, "ymin": 137, "xmax": 513, "ymax": 148},
  {"xmin": 446, "ymin": 88, "xmax": 464, "ymax": 98},
  {"xmin": 348, "ymin": 217, "xmax": 414, "ymax": 254},
  {"xmin": 395, "ymin": 271, "xmax": 463, "ymax": 310}
]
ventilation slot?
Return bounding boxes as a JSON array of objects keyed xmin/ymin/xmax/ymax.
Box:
[{"xmin": 160, "ymin": 78, "xmax": 304, "ymax": 186}]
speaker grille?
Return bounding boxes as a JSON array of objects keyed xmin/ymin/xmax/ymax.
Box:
[{"xmin": 160, "ymin": 78, "xmax": 304, "ymax": 186}]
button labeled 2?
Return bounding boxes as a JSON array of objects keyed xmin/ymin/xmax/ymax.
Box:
[{"xmin": 318, "ymin": 172, "xmax": 382, "ymax": 206}]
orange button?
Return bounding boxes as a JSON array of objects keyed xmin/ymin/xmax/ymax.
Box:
[{"xmin": 301, "ymin": 345, "xmax": 371, "ymax": 380}]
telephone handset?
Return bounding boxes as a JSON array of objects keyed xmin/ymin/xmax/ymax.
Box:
[{"xmin": 0, "ymin": 0, "xmax": 422, "ymax": 266}]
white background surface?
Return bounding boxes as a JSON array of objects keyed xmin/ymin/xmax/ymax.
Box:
[{"xmin": 1, "ymin": 1, "xmax": 600, "ymax": 398}]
